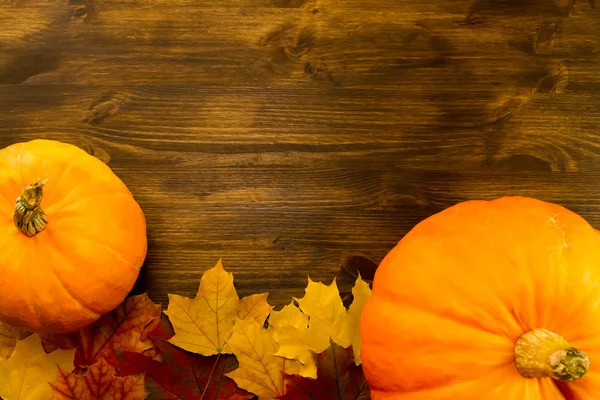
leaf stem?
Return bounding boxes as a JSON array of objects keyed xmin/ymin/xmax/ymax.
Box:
[{"xmin": 202, "ymin": 353, "xmax": 221, "ymax": 400}]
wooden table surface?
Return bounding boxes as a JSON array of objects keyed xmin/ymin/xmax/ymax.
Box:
[{"xmin": 1, "ymin": 0, "xmax": 600, "ymax": 308}]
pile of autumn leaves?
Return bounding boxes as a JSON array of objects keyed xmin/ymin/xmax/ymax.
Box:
[{"xmin": 0, "ymin": 260, "xmax": 372, "ymax": 400}]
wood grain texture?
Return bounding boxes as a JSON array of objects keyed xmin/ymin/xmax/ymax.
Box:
[{"xmin": 1, "ymin": 0, "xmax": 600, "ymax": 307}]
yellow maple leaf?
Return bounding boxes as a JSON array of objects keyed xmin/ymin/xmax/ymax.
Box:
[
  {"xmin": 165, "ymin": 259, "xmax": 240, "ymax": 356},
  {"xmin": 294, "ymin": 277, "xmax": 350, "ymax": 347},
  {"xmin": 270, "ymin": 302, "xmax": 327, "ymax": 379},
  {"xmin": 272, "ymin": 324, "xmax": 327, "ymax": 379},
  {"xmin": 339, "ymin": 276, "xmax": 372, "ymax": 365},
  {"xmin": 272, "ymin": 277, "xmax": 372, "ymax": 374},
  {"xmin": 238, "ymin": 293, "xmax": 273, "ymax": 325},
  {"xmin": 0, "ymin": 334, "xmax": 75, "ymax": 400},
  {"xmin": 0, "ymin": 321, "xmax": 30, "ymax": 361},
  {"xmin": 269, "ymin": 302, "xmax": 308, "ymax": 329},
  {"xmin": 227, "ymin": 317, "xmax": 302, "ymax": 400}
]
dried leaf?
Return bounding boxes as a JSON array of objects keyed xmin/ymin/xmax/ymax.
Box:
[
  {"xmin": 40, "ymin": 332, "xmax": 77, "ymax": 355},
  {"xmin": 165, "ymin": 259, "xmax": 240, "ymax": 356},
  {"xmin": 272, "ymin": 324, "xmax": 327, "ymax": 379},
  {"xmin": 0, "ymin": 321, "xmax": 31, "ymax": 361},
  {"xmin": 118, "ymin": 337, "xmax": 252, "ymax": 400},
  {"xmin": 140, "ymin": 313, "xmax": 175, "ymax": 361},
  {"xmin": 52, "ymin": 358, "xmax": 147, "ymax": 400},
  {"xmin": 271, "ymin": 303, "xmax": 328, "ymax": 379},
  {"xmin": 279, "ymin": 343, "xmax": 371, "ymax": 400},
  {"xmin": 227, "ymin": 317, "xmax": 302, "ymax": 400},
  {"xmin": 165, "ymin": 260, "xmax": 273, "ymax": 357},
  {"xmin": 340, "ymin": 255, "xmax": 378, "ymax": 282},
  {"xmin": 0, "ymin": 334, "xmax": 75, "ymax": 400},
  {"xmin": 42, "ymin": 293, "xmax": 161, "ymax": 369},
  {"xmin": 269, "ymin": 302, "xmax": 308, "ymax": 330},
  {"xmin": 238, "ymin": 293, "xmax": 273, "ymax": 325},
  {"xmin": 338, "ymin": 276, "xmax": 372, "ymax": 365},
  {"xmin": 294, "ymin": 278, "xmax": 349, "ymax": 348},
  {"xmin": 143, "ymin": 313, "xmax": 175, "ymax": 342},
  {"xmin": 273, "ymin": 277, "xmax": 371, "ymax": 375}
]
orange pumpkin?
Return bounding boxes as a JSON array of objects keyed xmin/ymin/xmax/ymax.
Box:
[
  {"xmin": 0, "ymin": 140, "xmax": 147, "ymax": 334},
  {"xmin": 360, "ymin": 196, "xmax": 600, "ymax": 399}
]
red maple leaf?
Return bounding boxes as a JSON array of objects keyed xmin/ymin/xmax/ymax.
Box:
[
  {"xmin": 139, "ymin": 312, "xmax": 175, "ymax": 361},
  {"xmin": 41, "ymin": 293, "xmax": 161, "ymax": 369},
  {"xmin": 52, "ymin": 358, "xmax": 147, "ymax": 400},
  {"xmin": 143, "ymin": 312, "xmax": 175, "ymax": 342},
  {"xmin": 118, "ymin": 336, "xmax": 252, "ymax": 400},
  {"xmin": 279, "ymin": 343, "xmax": 371, "ymax": 400}
]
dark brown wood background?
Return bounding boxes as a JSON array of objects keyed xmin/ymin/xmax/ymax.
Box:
[{"xmin": 1, "ymin": 0, "xmax": 599, "ymax": 307}]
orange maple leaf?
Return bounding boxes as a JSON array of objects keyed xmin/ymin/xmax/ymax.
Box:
[
  {"xmin": 52, "ymin": 358, "xmax": 147, "ymax": 400},
  {"xmin": 41, "ymin": 293, "xmax": 161, "ymax": 369}
]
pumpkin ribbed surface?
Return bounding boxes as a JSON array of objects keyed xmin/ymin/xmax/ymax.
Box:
[
  {"xmin": 0, "ymin": 140, "xmax": 147, "ymax": 334},
  {"xmin": 361, "ymin": 196, "xmax": 600, "ymax": 399}
]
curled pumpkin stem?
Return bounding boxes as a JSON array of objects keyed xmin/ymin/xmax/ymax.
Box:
[
  {"xmin": 14, "ymin": 179, "xmax": 48, "ymax": 237},
  {"xmin": 514, "ymin": 328, "xmax": 590, "ymax": 382}
]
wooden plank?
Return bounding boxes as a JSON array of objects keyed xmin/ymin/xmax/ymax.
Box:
[
  {"xmin": 1, "ymin": 0, "xmax": 600, "ymax": 308},
  {"xmin": 131, "ymin": 168, "xmax": 600, "ymax": 303},
  {"xmin": 1, "ymin": 0, "xmax": 599, "ymax": 87},
  {"xmin": 2, "ymin": 85, "xmax": 600, "ymax": 173},
  {"xmin": 0, "ymin": 85, "xmax": 490, "ymax": 170},
  {"xmin": 2, "ymin": 123, "xmax": 600, "ymax": 304}
]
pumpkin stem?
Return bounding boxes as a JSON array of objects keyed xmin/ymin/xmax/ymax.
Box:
[
  {"xmin": 14, "ymin": 179, "xmax": 48, "ymax": 237},
  {"xmin": 514, "ymin": 328, "xmax": 589, "ymax": 382}
]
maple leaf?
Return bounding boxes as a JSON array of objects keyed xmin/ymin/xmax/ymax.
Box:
[
  {"xmin": 0, "ymin": 334, "xmax": 75, "ymax": 400},
  {"xmin": 118, "ymin": 337, "xmax": 252, "ymax": 400},
  {"xmin": 227, "ymin": 317, "xmax": 302, "ymax": 400},
  {"xmin": 165, "ymin": 259, "xmax": 272, "ymax": 356},
  {"xmin": 279, "ymin": 343, "xmax": 371, "ymax": 400},
  {"xmin": 143, "ymin": 313, "xmax": 175, "ymax": 342},
  {"xmin": 52, "ymin": 358, "xmax": 147, "ymax": 400},
  {"xmin": 340, "ymin": 255, "xmax": 377, "ymax": 283},
  {"xmin": 269, "ymin": 302, "xmax": 307, "ymax": 330},
  {"xmin": 139, "ymin": 313, "xmax": 175, "ymax": 361},
  {"xmin": 272, "ymin": 277, "xmax": 372, "ymax": 376},
  {"xmin": 0, "ymin": 321, "xmax": 30, "ymax": 361},
  {"xmin": 41, "ymin": 293, "xmax": 161, "ymax": 369},
  {"xmin": 165, "ymin": 259, "xmax": 240, "ymax": 356},
  {"xmin": 238, "ymin": 293, "xmax": 273, "ymax": 325},
  {"xmin": 272, "ymin": 325, "xmax": 327, "ymax": 380},
  {"xmin": 270, "ymin": 303, "xmax": 327, "ymax": 379},
  {"xmin": 294, "ymin": 278, "xmax": 349, "ymax": 348},
  {"xmin": 338, "ymin": 276, "xmax": 371, "ymax": 365},
  {"xmin": 270, "ymin": 278, "xmax": 351, "ymax": 378}
]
